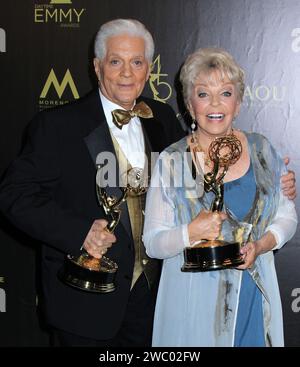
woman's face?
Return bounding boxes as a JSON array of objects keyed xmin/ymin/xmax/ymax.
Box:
[{"xmin": 188, "ymin": 70, "xmax": 240, "ymax": 138}]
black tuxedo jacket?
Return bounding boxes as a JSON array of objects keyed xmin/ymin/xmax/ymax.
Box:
[{"xmin": 0, "ymin": 89, "xmax": 185, "ymax": 339}]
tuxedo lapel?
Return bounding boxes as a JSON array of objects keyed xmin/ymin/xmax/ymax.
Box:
[
  {"xmin": 84, "ymin": 124, "xmax": 114, "ymax": 168},
  {"xmin": 83, "ymin": 91, "xmax": 132, "ymax": 240},
  {"xmin": 137, "ymin": 96, "xmax": 169, "ymax": 155},
  {"xmin": 141, "ymin": 116, "xmax": 167, "ymax": 153}
]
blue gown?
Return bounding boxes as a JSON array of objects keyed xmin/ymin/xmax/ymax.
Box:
[
  {"xmin": 145, "ymin": 133, "xmax": 294, "ymax": 346},
  {"xmin": 224, "ymin": 163, "xmax": 265, "ymax": 347}
]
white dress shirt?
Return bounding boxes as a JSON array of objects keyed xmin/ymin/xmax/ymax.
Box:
[{"xmin": 99, "ymin": 90, "xmax": 145, "ymax": 169}]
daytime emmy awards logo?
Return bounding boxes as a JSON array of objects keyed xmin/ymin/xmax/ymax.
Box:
[
  {"xmin": 0, "ymin": 277, "xmax": 6, "ymax": 312},
  {"xmin": 0, "ymin": 28, "xmax": 6, "ymax": 53},
  {"xmin": 39, "ymin": 68, "xmax": 79, "ymax": 110},
  {"xmin": 34, "ymin": 0, "xmax": 85, "ymax": 28}
]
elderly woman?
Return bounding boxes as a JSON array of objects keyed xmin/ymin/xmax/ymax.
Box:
[{"xmin": 143, "ymin": 48, "xmax": 298, "ymax": 347}]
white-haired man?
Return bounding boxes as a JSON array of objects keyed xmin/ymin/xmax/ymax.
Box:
[{"xmin": 0, "ymin": 19, "xmax": 184, "ymax": 347}]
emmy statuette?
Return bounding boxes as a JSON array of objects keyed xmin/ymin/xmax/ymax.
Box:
[
  {"xmin": 182, "ymin": 134, "xmax": 251, "ymax": 272},
  {"xmin": 59, "ymin": 166, "xmax": 147, "ymax": 292}
]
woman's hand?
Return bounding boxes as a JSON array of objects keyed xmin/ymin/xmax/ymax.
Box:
[
  {"xmin": 236, "ymin": 242, "xmax": 259, "ymax": 269},
  {"xmin": 188, "ymin": 209, "xmax": 227, "ymax": 244},
  {"xmin": 237, "ymin": 231, "xmax": 277, "ymax": 270}
]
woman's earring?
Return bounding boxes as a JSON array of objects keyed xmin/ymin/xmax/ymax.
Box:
[{"xmin": 191, "ymin": 120, "xmax": 197, "ymax": 143}]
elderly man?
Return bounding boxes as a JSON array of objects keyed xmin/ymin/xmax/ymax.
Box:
[
  {"xmin": 0, "ymin": 19, "xmax": 183, "ymax": 347},
  {"xmin": 0, "ymin": 19, "xmax": 296, "ymax": 346}
]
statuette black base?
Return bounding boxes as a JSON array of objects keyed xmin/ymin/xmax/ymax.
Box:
[
  {"xmin": 181, "ymin": 240, "xmax": 244, "ymax": 272},
  {"xmin": 58, "ymin": 254, "xmax": 118, "ymax": 293}
]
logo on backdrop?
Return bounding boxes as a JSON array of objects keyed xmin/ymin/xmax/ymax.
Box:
[
  {"xmin": 244, "ymin": 85, "xmax": 286, "ymax": 107},
  {"xmin": 34, "ymin": 0, "xmax": 85, "ymax": 28},
  {"xmin": 149, "ymin": 55, "xmax": 172, "ymax": 103},
  {"xmin": 50, "ymin": 0, "xmax": 72, "ymax": 3},
  {"xmin": 39, "ymin": 68, "xmax": 79, "ymax": 110},
  {"xmin": 0, "ymin": 277, "xmax": 6, "ymax": 312},
  {"xmin": 0, "ymin": 28, "xmax": 6, "ymax": 53},
  {"xmin": 291, "ymin": 28, "xmax": 300, "ymax": 52}
]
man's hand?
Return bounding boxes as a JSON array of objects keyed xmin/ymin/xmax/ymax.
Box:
[
  {"xmin": 83, "ymin": 219, "xmax": 116, "ymax": 259},
  {"xmin": 281, "ymin": 157, "xmax": 296, "ymax": 200}
]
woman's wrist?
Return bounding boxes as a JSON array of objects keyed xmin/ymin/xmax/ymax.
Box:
[
  {"xmin": 255, "ymin": 231, "xmax": 277, "ymax": 256},
  {"xmin": 188, "ymin": 222, "xmax": 198, "ymax": 244}
]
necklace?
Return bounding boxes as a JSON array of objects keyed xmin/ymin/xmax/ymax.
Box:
[
  {"xmin": 189, "ymin": 129, "xmax": 242, "ymax": 183},
  {"xmin": 190, "ymin": 129, "xmax": 239, "ymax": 168},
  {"xmin": 192, "ymin": 143, "xmax": 212, "ymax": 167}
]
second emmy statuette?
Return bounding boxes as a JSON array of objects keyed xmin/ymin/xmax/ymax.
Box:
[
  {"xmin": 182, "ymin": 134, "xmax": 252, "ymax": 272},
  {"xmin": 59, "ymin": 165, "xmax": 146, "ymax": 293}
]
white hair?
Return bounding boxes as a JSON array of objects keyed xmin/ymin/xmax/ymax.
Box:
[{"xmin": 94, "ymin": 19, "xmax": 154, "ymax": 63}]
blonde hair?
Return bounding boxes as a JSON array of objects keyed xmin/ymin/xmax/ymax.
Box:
[{"xmin": 180, "ymin": 47, "xmax": 245, "ymax": 106}]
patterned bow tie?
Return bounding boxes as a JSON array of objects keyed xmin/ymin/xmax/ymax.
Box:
[{"xmin": 111, "ymin": 101, "xmax": 153, "ymax": 129}]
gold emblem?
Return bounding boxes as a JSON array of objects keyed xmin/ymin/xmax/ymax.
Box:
[
  {"xmin": 40, "ymin": 69, "xmax": 79, "ymax": 99},
  {"xmin": 149, "ymin": 55, "xmax": 172, "ymax": 103}
]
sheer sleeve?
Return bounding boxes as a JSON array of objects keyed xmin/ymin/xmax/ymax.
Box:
[
  {"xmin": 143, "ymin": 154, "xmax": 189, "ymax": 259},
  {"xmin": 265, "ymin": 155, "xmax": 298, "ymax": 250},
  {"xmin": 266, "ymin": 190, "xmax": 298, "ymax": 250}
]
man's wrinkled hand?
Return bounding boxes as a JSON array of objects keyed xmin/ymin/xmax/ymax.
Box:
[{"xmin": 83, "ymin": 219, "xmax": 116, "ymax": 259}]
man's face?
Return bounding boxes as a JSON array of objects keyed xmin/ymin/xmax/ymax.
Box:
[{"xmin": 94, "ymin": 34, "xmax": 150, "ymax": 110}]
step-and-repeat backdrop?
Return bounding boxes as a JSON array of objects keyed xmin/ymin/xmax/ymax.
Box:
[{"xmin": 0, "ymin": 0, "xmax": 299, "ymax": 346}]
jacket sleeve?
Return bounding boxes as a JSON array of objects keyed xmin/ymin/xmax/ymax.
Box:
[{"xmin": 0, "ymin": 112, "xmax": 93, "ymax": 256}]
